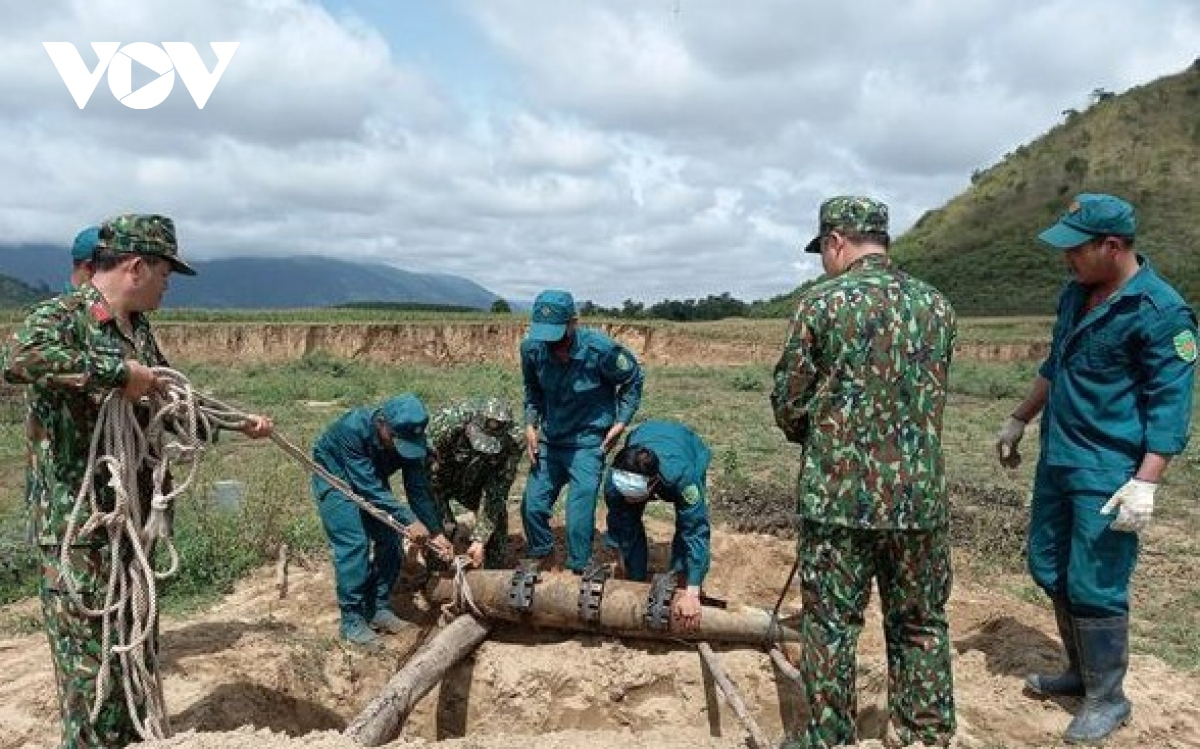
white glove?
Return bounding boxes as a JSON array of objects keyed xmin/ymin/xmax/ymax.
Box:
[
  {"xmin": 995, "ymin": 416, "xmax": 1026, "ymax": 468},
  {"xmin": 1100, "ymin": 479, "xmax": 1157, "ymax": 533}
]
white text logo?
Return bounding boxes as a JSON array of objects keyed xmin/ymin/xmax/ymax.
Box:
[{"xmin": 42, "ymin": 42, "xmax": 239, "ymax": 110}]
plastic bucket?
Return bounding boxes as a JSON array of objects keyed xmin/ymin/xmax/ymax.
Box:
[{"xmin": 210, "ymin": 480, "xmax": 247, "ymax": 513}]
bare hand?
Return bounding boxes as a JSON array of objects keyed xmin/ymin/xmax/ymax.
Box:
[
  {"xmin": 122, "ymin": 361, "xmax": 163, "ymax": 400},
  {"xmin": 601, "ymin": 422, "xmax": 626, "ymax": 453},
  {"xmin": 240, "ymin": 414, "xmax": 273, "ymax": 439},
  {"xmin": 407, "ymin": 520, "xmax": 431, "ymax": 545},
  {"xmin": 466, "ymin": 541, "xmax": 484, "ymax": 568},
  {"xmin": 525, "ymin": 424, "xmax": 539, "ymax": 466},
  {"xmin": 429, "ymin": 534, "xmax": 454, "ymax": 561},
  {"xmin": 672, "ymin": 589, "xmax": 702, "ymax": 632}
]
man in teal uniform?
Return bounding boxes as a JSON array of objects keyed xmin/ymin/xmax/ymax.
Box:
[
  {"xmin": 772, "ymin": 196, "xmax": 958, "ymax": 748},
  {"xmin": 311, "ymin": 394, "xmax": 453, "ymax": 648},
  {"xmin": 603, "ymin": 419, "xmax": 712, "ymax": 631},
  {"xmin": 427, "ymin": 397, "xmax": 524, "ymax": 569},
  {"xmin": 995, "ymin": 193, "xmax": 1196, "ymax": 743},
  {"xmin": 4, "ymin": 214, "xmax": 273, "ymax": 748},
  {"xmin": 69, "ymin": 225, "xmax": 99, "ymax": 290},
  {"xmin": 520, "ymin": 289, "xmax": 644, "ymax": 573}
]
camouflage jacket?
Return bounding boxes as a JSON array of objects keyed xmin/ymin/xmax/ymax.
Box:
[
  {"xmin": 771, "ymin": 254, "xmax": 957, "ymax": 530},
  {"xmin": 2, "ymin": 284, "xmax": 169, "ymax": 547},
  {"xmin": 427, "ymin": 400, "xmax": 523, "ymax": 546}
]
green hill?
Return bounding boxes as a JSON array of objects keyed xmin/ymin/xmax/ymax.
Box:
[
  {"xmin": 0, "ymin": 272, "xmax": 46, "ymax": 308},
  {"xmin": 763, "ymin": 63, "xmax": 1200, "ymax": 317}
]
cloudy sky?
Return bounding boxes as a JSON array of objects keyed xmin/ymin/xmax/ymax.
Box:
[{"xmin": 2, "ymin": 1, "xmax": 1198, "ymax": 305}]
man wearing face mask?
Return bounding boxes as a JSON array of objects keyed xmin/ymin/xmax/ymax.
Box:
[
  {"xmin": 603, "ymin": 420, "xmax": 712, "ymax": 631},
  {"xmin": 520, "ymin": 289, "xmax": 644, "ymax": 574},
  {"xmin": 772, "ymin": 196, "xmax": 958, "ymax": 749},
  {"xmin": 994, "ymin": 194, "xmax": 1196, "ymax": 744}
]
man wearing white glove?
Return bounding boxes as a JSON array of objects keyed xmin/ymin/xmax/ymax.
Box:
[{"xmin": 997, "ymin": 195, "xmax": 1196, "ymax": 744}]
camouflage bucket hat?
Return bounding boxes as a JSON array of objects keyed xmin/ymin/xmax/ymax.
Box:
[
  {"xmin": 803, "ymin": 196, "xmax": 890, "ymax": 254},
  {"xmin": 465, "ymin": 397, "xmax": 514, "ymax": 455},
  {"xmin": 96, "ymin": 213, "xmax": 197, "ymax": 275}
]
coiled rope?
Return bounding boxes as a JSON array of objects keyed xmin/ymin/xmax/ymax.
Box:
[{"xmin": 55, "ymin": 366, "xmax": 432, "ymax": 741}]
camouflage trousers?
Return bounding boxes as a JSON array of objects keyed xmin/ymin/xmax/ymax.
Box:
[
  {"xmin": 39, "ymin": 542, "xmax": 154, "ymax": 749},
  {"xmin": 793, "ymin": 522, "xmax": 955, "ymax": 748}
]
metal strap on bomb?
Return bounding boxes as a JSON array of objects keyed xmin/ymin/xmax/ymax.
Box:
[
  {"xmin": 507, "ymin": 558, "xmax": 540, "ymax": 612},
  {"xmin": 644, "ymin": 572, "xmax": 675, "ymax": 631},
  {"xmin": 577, "ymin": 561, "xmax": 613, "ymax": 623}
]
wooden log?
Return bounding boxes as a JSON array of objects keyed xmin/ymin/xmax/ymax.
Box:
[
  {"xmin": 698, "ymin": 642, "xmax": 771, "ymax": 749},
  {"xmin": 428, "ymin": 570, "xmax": 800, "ymax": 644},
  {"xmin": 344, "ymin": 614, "xmax": 492, "ymax": 746}
]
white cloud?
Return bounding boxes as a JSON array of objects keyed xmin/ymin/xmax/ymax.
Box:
[{"xmin": 0, "ymin": 0, "xmax": 1198, "ymax": 305}]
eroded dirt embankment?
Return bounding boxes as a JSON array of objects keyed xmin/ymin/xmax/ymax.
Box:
[{"xmin": 0, "ymin": 322, "xmax": 1048, "ymax": 367}]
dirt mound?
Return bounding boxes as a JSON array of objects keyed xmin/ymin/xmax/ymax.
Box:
[{"xmin": 4, "ymin": 520, "xmax": 1200, "ymax": 749}]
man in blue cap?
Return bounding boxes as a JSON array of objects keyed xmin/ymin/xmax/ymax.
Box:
[
  {"xmin": 69, "ymin": 225, "xmax": 99, "ymax": 290},
  {"xmin": 311, "ymin": 394, "xmax": 453, "ymax": 648},
  {"xmin": 995, "ymin": 193, "xmax": 1196, "ymax": 743},
  {"xmin": 603, "ymin": 420, "xmax": 712, "ymax": 631},
  {"xmin": 520, "ymin": 289, "xmax": 644, "ymax": 573}
]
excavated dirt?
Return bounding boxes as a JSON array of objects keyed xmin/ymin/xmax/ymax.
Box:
[
  {"xmin": 0, "ymin": 322, "xmax": 1051, "ymax": 368},
  {"xmin": 2, "ymin": 515, "xmax": 1199, "ymax": 749}
]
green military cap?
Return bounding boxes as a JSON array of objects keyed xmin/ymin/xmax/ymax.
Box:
[
  {"xmin": 380, "ymin": 395, "xmax": 429, "ymax": 460},
  {"xmin": 803, "ymin": 196, "xmax": 890, "ymax": 254},
  {"xmin": 96, "ymin": 213, "xmax": 197, "ymax": 276},
  {"xmin": 1038, "ymin": 193, "xmax": 1137, "ymax": 250},
  {"xmin": 466, "ymin": 397, "xmax": 515, "ymax": 455}
]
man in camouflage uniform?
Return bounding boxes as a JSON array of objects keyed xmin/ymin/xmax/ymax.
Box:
[
  {"xmin": 427, "ymin": 397, "xmax": 524, "ymax": 568},
  {"xmin": 771, "ymin": 196, "xmax": 958, "ymax": 748},
  {"xmin": 3, "ymin": 214, "xmax": 273, "ymax": 748}
]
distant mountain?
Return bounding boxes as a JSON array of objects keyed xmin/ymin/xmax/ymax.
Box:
[
  {"xmin": 0, "ymin": 272, "xmax": 46, "ymax": 308},
  {"xmin": 0, "ymin": 246, "xmax": 501, "ymax": 309}
]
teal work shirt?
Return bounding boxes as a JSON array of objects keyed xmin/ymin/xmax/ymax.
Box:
[
  {"xmin": 1038, "ymin": 256, "xmax": 1197, "ymax": 473},
  {"xmin": 605, "ymin": 420, "xmax": 712, "ymax": 586},
  {"xmin": 521, "ymin": 327, "xmax": 644, "ymax": 448},
  {"xmin": 311, "ymin": 408, "xmax": 442, "ymax": 531}
]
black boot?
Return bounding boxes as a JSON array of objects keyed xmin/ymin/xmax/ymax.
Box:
[
  {"xmin": 1026, "ymin": 598, "xmax": 1084, "ymax": 697},
  {"xmin": 1064, "ymin": 616, "xmax": 1132, "ymax": 744}
]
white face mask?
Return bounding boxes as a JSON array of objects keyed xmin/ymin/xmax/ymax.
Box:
[{"xmin": 611, "ymin": 469, "xmax": 651, "ymax": 501}]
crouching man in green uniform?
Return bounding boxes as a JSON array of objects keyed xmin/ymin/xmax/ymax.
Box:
[
  {"xmin": 603, "ymin": 419, "xmax": 712, "ymax": 631},
  {"xmin": 427, "ymin": 397, "xmax": 524, "ymax": 568},
  {"xmin": 995, "ymin": 194, "xmax": 1196, "ymax": 744},
  {"xmin": 772, "ymin": 196, "xmax": 958, "ymax": 748},
  {"xmin": 312, "ymin": 394, "xmax": 453, "ymax": 649}
]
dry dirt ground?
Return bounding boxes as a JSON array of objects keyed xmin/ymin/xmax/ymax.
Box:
[{"xmin": 2, "ymin": 519, "xmax": 1198, "ymax": 749}]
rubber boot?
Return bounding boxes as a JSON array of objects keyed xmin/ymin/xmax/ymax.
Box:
[
  {"xmin": 340, "ymin": 615, "xmax": 382, "ymax": 650},
  {"xmin": 1064, "ymin": 616, "xmax": 1132, "ymax": 744},
  {"xmin": 370, "ymin": 609, "xmax": 412, "ymax": 634},
  {"xmin": 1026, "ymin": 598, "xmax": 1084, "ymax": 697}
]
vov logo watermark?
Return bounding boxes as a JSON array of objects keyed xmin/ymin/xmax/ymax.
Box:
[{"xmin": 42, "ymin": 42, "xmax": 239, "ymax": 110}]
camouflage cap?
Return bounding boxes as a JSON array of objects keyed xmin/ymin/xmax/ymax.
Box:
[
  {"xmin": 96, "ymin": 213, "xmax": 197, "ymax": 276},
  {"xmin": 465, "ymin": 397, "xmax": 515, "ymax": 455},
  {"xmin": 803, "ymin": 196, "xmax": 890, "ymax": 254}
]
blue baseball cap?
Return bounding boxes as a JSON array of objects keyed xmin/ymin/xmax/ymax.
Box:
[
  {"xmin": 527, "ymin": 289, "xmax": 576, "ymax": 342},
  {"xmin": 378, "ymin": 395, "xmax": 429, "ymax": 460},
  {"xmin": 71, "ymin": 225, "xmax": 100, "ymax": 263},
  {"xmin": 1038, "ymin": 193, "xmax": 1137, "ymax": 250}
]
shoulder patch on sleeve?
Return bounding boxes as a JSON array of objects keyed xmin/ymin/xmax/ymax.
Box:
[
  {"xmin": 616, "ymin": 351, "xmax": 631, "ymax": 371},
  {"xmin": 1173, "ymin": 330, "xmax": 1197, "ymax": 363},
  {"xmin": 682, "ymin": 484, "xmax": 701, "ymax": 505}
]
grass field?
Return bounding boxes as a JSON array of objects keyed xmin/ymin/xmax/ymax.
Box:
[{"xmin": 0, "ymin": 319, "xmax": 1195, "ymax": 672}]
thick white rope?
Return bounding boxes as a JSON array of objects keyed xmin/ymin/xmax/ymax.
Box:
[
  {"xmin": 56, "ymin": 367, "xmax": 237, "ymax": 740},
  {"xmin": 54, "ymin": 367, "xmax": 440, "ymax": 740},
  {"xmin": 451, "ymin": 555, "xmax": 484, "ymax": 619}
]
